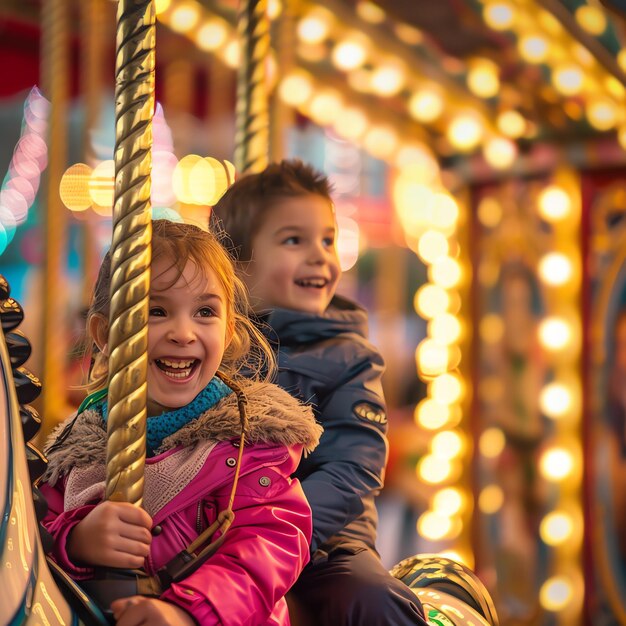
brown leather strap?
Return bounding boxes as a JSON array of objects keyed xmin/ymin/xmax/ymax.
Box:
[{"xmin": 155, "ymin": 371, "xmax": 249, "ymax": 587}]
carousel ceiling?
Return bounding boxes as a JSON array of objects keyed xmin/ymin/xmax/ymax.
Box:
[{"xmin": 3, "ymin": 0, "xmax": 626, "ymax": 175}]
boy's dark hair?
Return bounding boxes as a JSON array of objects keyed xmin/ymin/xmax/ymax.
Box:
[{"xmin": 211, "ymin": 158, "xmax": 333, "ymax": 262}]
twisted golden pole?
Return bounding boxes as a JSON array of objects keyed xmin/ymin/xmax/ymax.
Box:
[
  {"xmin": 269, "ymin": 1, "xmax": 295, "ymax": 162},
  {"xmin": 234, "ymin": 0, "xmax": 270, "ymax": 174},
  {"xmin": 40, "ymin": 0, "xmax": 69, "ymax": 441},
  {"xmin": 105, "ymin": 0, "xmax": 155, "ymax": 505}
]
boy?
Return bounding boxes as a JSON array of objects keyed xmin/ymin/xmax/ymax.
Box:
[{"xmin": 211, "ymin": 159, "xmax": 426, "ymax": 626}]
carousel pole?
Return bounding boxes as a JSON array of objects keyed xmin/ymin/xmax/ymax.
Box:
[
  {"xmin": 40, "ymin": 0, "xmax": 69, "ymax": 435},
  {"xmin": 234, "ymin": 0, "xmax": 270, "ymax": 174},
  {"xmin": 105, "ymin": 0, "xmax": 155, "ymax": 505}
]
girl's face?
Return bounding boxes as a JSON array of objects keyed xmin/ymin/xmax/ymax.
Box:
[{"xmin": 146, "ymin": 256, "xmax": 231, "ymax": 416}]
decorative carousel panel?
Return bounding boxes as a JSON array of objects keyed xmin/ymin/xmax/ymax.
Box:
[
  {"xmin": 473, "ymin": 170, "xmax": 583, "ymax": 625},
  {"xmin": 586, "ymin": 172, "xmax": 626, "ymax": 625}
]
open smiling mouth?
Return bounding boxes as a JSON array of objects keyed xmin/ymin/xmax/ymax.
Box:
[
  {"xmin": 155, "ymin": 358, "xmax": 199, "ymax": 380},
  {"xmin": 295, "ymin": 278, "xmax": 328, "ymax": 289}
]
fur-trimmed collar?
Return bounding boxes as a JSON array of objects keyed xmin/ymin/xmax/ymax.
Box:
[{"xmin": 44, "ymin": 379, "xmax": 321, "ymax": 486}]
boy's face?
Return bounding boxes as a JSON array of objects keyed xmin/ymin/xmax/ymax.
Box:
[
  {"xmin": 244, "ymin": 193, "xmax": 341, "ymax": 314},
  {"xmin": 146, "ymin": 256, "xmax": 230, "ymax": 416}
]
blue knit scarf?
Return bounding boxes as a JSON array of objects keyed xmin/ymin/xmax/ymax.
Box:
[{"xmin": 79, "ymin": 377, "xmax": 232, "ymax": 456}]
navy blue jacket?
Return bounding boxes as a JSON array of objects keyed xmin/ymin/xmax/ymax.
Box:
[{"xmin": 262, "ymin": 295, "xmax": 389, "ymax": 556}]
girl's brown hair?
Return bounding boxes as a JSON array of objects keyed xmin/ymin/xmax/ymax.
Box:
[{"xmin": 86, "ymin": 219, "xmax": 276, "ymax": 392}]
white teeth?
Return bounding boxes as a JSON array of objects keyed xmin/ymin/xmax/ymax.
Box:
[
  {"xmin": 162, "ymin": 369, "xmax": 191, "ymax": 379},
  {"xmin": 158, "ymin": 358, "xmax": 195, "ymax": 369},
  {"xmin": 297, "ymin": 278, "xmax": 327, "ymax": 288}
]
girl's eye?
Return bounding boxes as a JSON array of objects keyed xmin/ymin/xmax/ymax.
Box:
[
  {"xmin": 149, "ymin": 307, "xmax": 166, "ymax": 317},
  {"xmin": 283, "ymin": 236, "xmax": 300, "ymax": 245},
  {"xmin": 323, "ymin": 237, "xmax": 335, "ymax": 247},
  {"xmin": 196, "ymin": 306, "xmax": 216, "ymax": 318}
]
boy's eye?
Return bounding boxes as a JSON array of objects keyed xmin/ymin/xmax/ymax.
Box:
[
  {"xmin": 196, "ymin": 306, "xmax": 216, "ymax": 318},
  {"xmin": 149, "ymin": 307, "xmax": 166, "ymax": 317},
  {"xmin": 323, "ymin": 236, "xmax": 335, "ymax": 247},
  {"xmin": 283, "ymin": 236, "xmax": 300, "ymax": 245}
]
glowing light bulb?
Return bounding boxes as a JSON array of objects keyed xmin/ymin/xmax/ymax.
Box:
[
  {"xmin": 518, "ymin": 35, "xmax": 548, "ymax": 63},
  {"xmin": 479, "ymin": 314, "xmax": 504, "ymax": 344},
  {"xmin": 88, "ymin": 160, "xmax": 115, "ymax": 211},
  {"xmin": 575, "ymin": 5, "xmax": 607, "ymax": 35},
  {"xmin": 479, "ymin": 484, "xmax": 504, "ymax": 514},
  {"xmin": 540, "ymin": 577, "xmax": 574, "ymax": 611},
  {"xmin": 418, "ymin": 511, "xmax": 452, "ymax": 540},
  {"xmin": 430, "ymin": 257, "xmax": 462, "ymax": 290},
  {"xmin": 414, "ymin": 398, "xmax": 451, "ymax": 430},
  {"xmin": 155, "ymin": 0, "xmax": 171, "ymax": 15},
  {"xmin": 418, "ymin": 455, "xmax": 452, "ymax": 484},
  {"xmin": 432, "ymin": 488, "xmax": 464, "ymax": 516},
  {"xmin": 363, "ymin": 126, "xmax": 398, "ymax": 158},
  {"xmin": 356, "ymin": 1, "xmax": 386, "ymax": 24},
  {"xmin": 336, "ymin": 215, "xmax": 360, "ymax": 272},
  {"xmin": 431, "ymin": 193, "xmax": 459, "ymax": 231},
  {"xmin": 483, "ymin": 2, "xmax": 514, "ymax": 30},
  {"xmin": 447, "ymin": 114, "xmax": 483, "ymax": 151},
  {"xmin": 540, "ymin": 511, "xmax": 574, "ymax": 546},
  {"xmin": 334, "ymin": 107, "xmax": 368, "ymax": 140},
  {"xmin": 279, "ymin": 72, "xmax": 313, "ymax": 107},
  {"xmin": 332, "ymin": 39, "xmax": 367, "ymax": 71},
  {"xmin": 477, "ymin": 196, "xmax": 502, "ymax": 227},
  {"xmin": 429, "ymin": 313, "xmax": 462, "ymax": 345},
  {"xmin": 538, "ymin": 186, "xmax": 572, "ymax": 222},
  {"xmin": 467, "ymin": 59, "xmax": 500, "ymax": 99},
  {"xmin": 297, "ymin": 12, "xmax": 331, "ymax": 44},
  {"xmin": 538, "ymin": 317, "xmax": 571, "ymax": 351},
  {"xmin": 408, "ymin": 89, "xmax": 444, "ymax": 123},
  {"xmin": 479, "ymin": 427, "xmax": 505, "ymax": 458},
  {"xmin": 497, "ymin": 110, "xmax": 526, "ymax": 138},
  {"xmin": 417, "ymin": 230, "xmax": 449, "ymax": 264},
  {"xmin": 553, "ymin": 65, "xmax": 584, "ymax": 96},
  {"xmin": 223, "ymin": 40, "xmax": 240, "ymax": 68},
  {"xmin": 540, "ymin": 383, "xmax": 572, "ymax": 419},
  {"xmin": 370, "ymin": 63, "xmax": 406, "ymax": 96},
  {"xmin": 173, "ymin": 154, "xmax": 202, "ymax": 204},
  {"xmin": 196, "ymin": 19, "xmax": 228, "ymax": 51},
  {"xmin": 414, "ymin": 284, "xmax": 450, "ymax": 319},
  {"xmin": 169, "ymin": 2, "xmax": 200, "ymax": 33},
  {"xmin": 431, "ymin": 372, "xmax": 464, "ymax": 404},
  {"xmin": 431, "ymin": 429, "xmax": 464, "ymax": 459},
  {"xmin": 309, "ymin": 91, "xmax": 343, "ymax": 126},
  {"xmin": 540, "ymin": 447, "xmax": 574, "ymax": 482},
  {"xmin": 483, "ymin": 137, "xmax": 517, "ymax": 169},
  {"xmin": 60, "ymin": 163, "xmax": 93, "ymax": 212},
  {"xmin": 539, "ymin": 252, "xmax": 573, "ymax": 286},
  {"xmin": 587, "ymin": 98, "xmax": 618, "ymax": 131}
]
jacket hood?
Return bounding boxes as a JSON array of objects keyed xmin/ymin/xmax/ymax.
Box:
[
  {"xmin": 44, "ymin": 378, "xmax": 321, "ymax": 486},
  {"xmin": 263, "ymin": 295, "xmax": 369, "ymax": 346}
]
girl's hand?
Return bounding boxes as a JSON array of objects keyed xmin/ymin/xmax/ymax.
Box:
[
  {"xmin": 111, "ymin": 596, "xmax": 196, "ymax": 626},
  {"xmin": 68, "ymin": 501, "xmax": 153, "ymax": 568}
]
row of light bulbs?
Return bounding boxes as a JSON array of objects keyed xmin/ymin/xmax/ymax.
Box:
[
  {"xmin": 295, "ymin": 2, "xmax": 522, "ymax": 166},
  {"xmin": 155, "ymin": 0, "xmax": 525, "ymax": 170},
  {"xmin": 482, "ymin": 0, "xmax": 626, "ymax": 139},
  {"xmin": 0, "ymin": 87, "xmax": 50, "ymax": 256},
  {"xmin": 393, "ymin": 170, "xmax": 474, "ymax": 565},
  {"xmin": 476, "ymin": 172, "xmax": 583, "ymax": 616}
]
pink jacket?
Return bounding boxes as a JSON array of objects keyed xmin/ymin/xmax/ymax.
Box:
[{"xmin": 41, "ymin": 380, "xmax": 323, "ymax": 626}]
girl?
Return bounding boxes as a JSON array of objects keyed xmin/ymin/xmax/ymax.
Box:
[{"xmin": 40, "ymin": 219, "xmax": 322, "ymax": 626}]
